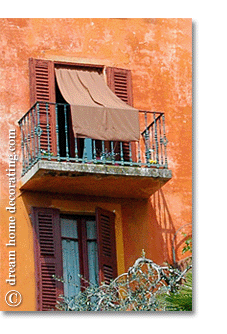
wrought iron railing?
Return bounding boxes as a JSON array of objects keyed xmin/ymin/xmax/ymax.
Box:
[{"xmin": 18, "ymin": 102, "xmax": 169, "ymax": 176}]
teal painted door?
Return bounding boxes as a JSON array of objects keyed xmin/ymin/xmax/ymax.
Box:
[{"xmin": 83, "ymin": 138, "xmax": 93, "ymax": 160}]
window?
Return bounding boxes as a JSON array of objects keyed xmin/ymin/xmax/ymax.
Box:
[
  {"xmin": 32, "ymin": 207, "xmax": 117, "ymax": 311},
  {"xmin": 61, "ymin": 215, "xmax": 99, "ymax": 298}
]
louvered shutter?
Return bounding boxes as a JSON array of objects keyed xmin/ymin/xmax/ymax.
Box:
[
  {"xmin": 96, "ymin": 207, "xmax": 117, "ymax": 284},
  {"xmin": 106, "ymin": 67, "xmax": 136, "ymax": 162},
  {"xmin": 29, "ymin": 58, "xmax": 57, "ymax": 155},
  {"xmin": 32, "ymin": 207, "xmax": 63, "ymax": 311},
  {"xmin": 106, "ymin": 67, "xmax": 133, "ymax": 106}
]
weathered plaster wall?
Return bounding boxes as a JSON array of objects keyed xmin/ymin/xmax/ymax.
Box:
[{"xmin": 0, "ymin": 18, "xmax": 192, "ymax": 310}]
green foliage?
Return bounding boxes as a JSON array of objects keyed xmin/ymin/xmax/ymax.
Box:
[
  {"xmin": 158, "ymin": 270, "xmax": 192, "ymax": 311},
  {"xmin": 182, "ymin": 233, "xmax": 192, "ymax": 254}
]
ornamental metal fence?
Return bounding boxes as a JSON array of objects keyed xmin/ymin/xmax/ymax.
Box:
[{"xmin": 18, "ymin": 102, "xmax": 168, "ymax": 176}]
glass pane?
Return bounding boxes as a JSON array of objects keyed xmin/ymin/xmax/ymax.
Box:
[
  {"xmin": 61, "ymin": 218, "xmax": 78, "ymax": 239},
  {"xmin": 86, "ymin": 220, "xmax": 97, "ymax": 240},
  {"xmin": 62, "ymin": 239, "xmax": 80, "ymax": 298},
  {"xmin": 87, "ymin": 241, "xmax": 99, "ymax": 286},
  {"xmin": 86, "ymin": 220, "xmax": 99, "ymax": 286}
]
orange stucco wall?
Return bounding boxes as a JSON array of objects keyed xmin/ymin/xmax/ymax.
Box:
[{"xmin": 0, "ymin": 18, "xmax": 192, "ymax": 311}]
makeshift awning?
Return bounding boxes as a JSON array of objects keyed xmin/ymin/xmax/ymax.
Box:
[{"xmin": 55, "ymin": 68, "xmax": 140, "ymax": 142}]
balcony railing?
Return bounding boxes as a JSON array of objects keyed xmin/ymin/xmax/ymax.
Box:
[{"xmin": 18, "ymin": 102, "xmax": 169, "ymax": 176}]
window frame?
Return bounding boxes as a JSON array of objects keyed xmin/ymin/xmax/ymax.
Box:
[{"xmin": 60, "ymin": 214, "xmax": 98, "ymax": 290}]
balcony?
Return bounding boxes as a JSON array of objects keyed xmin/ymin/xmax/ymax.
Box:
[{"xmin": 18, "ymin": 102, "xmax": 172, "ymax": 198}]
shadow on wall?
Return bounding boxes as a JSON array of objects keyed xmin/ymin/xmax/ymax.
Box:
[
  {"xmin": 148, "ymin": 189, "xmax": 176, "ymax": 265},
  {"xmin": 121, "ymin": 191, "xmax": 175, "ymax": 269},
  {"xmin": 148, "ymin": 189, "xmax": 192, "ymax": 266}
]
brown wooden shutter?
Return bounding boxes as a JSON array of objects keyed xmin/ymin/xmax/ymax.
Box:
[
  {"xmin": 106, "ymin": 67, "xmax": 133, "ymax": 106},
  {"xmin": 96, "ymin": 207, "xmax": 117, "ymax": 284},
  {"xmin": 29, "ymin": 58, "xmax": 57, "ymax": 155},
  {"xmin": 106, "ymin": 67, "xmax": 136, "ymax": 162},
  {"xmin": 32, "ymin": 207, "xmax": 63, "ymax": 311}
]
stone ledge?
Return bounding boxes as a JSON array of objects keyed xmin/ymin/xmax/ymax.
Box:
[
  {"xmin": 21, "ymin": 160, "xmax": 172, "ymax": 185},
  {"xmin": 19, "ymin": 160, "xmax": 172, "ymax": 198}
]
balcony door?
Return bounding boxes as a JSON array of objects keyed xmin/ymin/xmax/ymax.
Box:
[{"xmin": 29, "ymin": 58, "xmax": 135, "ymax": 162}]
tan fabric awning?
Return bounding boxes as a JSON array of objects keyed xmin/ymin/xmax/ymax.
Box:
[{"xmin": 55, "ymin": 68, "xmax": 140, "ymax": 141}]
